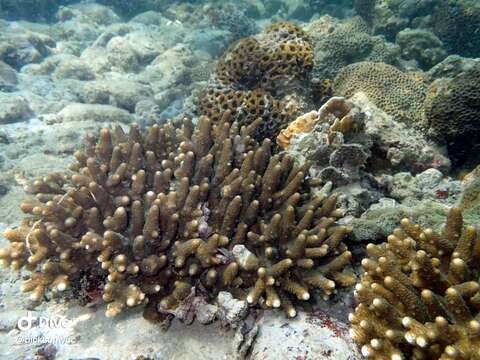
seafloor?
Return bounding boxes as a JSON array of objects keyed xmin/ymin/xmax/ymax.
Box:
[{"xmin": 0, "ymin": 0, "xmax": 479, "ymax": 359}]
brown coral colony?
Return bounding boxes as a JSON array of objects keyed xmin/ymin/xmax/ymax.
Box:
[
  {"xmin": 0, "ymin": 109, "xmax": 355, "ymax": 320},
  {"xmin": 351, "ymin": 207, "xmax": 480, "ymax": 359}
]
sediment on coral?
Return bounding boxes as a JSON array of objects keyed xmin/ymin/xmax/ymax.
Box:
[
  {"xmin": 0, "ymin": 112, "xmax": 355, "ymax": 322},
  {"xmin": 350, "ymin": 207, "xmax": 480, "ymax": 359}
]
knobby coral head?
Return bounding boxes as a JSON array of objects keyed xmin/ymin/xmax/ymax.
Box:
[
  {"xmin": 351, "ymin": 207, "xmax": 480, "ymax": 359},
  {"xmin": 0, "ymin": 110, "xmax": 355, "ymax": 323}
]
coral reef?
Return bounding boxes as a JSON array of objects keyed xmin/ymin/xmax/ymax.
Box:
[
  {"xmin": 214, "ymin": 21, "xmax": 313, "ymax": 91},
  {"xmin": 0, "ymin": 114, "xmax": 354, "ymax": 321},
  {"xmin": 203, "ymin": 3, "xmax": 258, "ymax": 40},
  {"xmin": 350, "ymin": 207, "xmax": 480, "ymax": 359},
  {"xmin": 283, "ymin": 93, "xmax": 451, "ymax": 222},
  {"xmin": 424, "ymin": 65, "xmax": 480, "ymax": 167},
  {"xmin": 333, "ymin": 61, "xmax": 428, "ymax": 123},
  {"xmin": 197, "ymin": 88, "xmax": 298, "ymax": 143}
]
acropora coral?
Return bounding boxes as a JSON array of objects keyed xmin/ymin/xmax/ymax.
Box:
[
  {"xmin": 0, "ymin": 112, "xmax": 355, "ymax": 321},
  {"xmin": 350, "ymin": 207, "xmax": 480, "ymax": 359}
]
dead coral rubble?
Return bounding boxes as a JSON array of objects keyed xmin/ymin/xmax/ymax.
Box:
[
  {"xmin": 350, "ymin": 207, "xmax": 480, "ymax": 359},
  {"xmin": 0, "ymin": 112, "xmax": 355, "ymax": 321}
]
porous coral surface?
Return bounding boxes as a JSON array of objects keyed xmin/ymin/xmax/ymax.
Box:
[
  {"xmin": 197, "ymin": 21, "xmax": 314, "ymax": 141},
  {"xmin": 424, "ymin": 65, "xmax": 480, "ymax": 167},
  {"xmin": 333, "ymin": 61, "xmax": 428, "ymax": 123}
]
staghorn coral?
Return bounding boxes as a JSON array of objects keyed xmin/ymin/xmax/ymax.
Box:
[
  {"xmin": 333, "ymin": 61, "xmax": 428, "ymax": 123},
  {"xmin": 0, "ymin": 112, "xmax": 355, "ymax": 321},
  {"xmin": 424, "ymin": 65, "xmax": 480, "ymax": 167},
  {"xmin": 350, "ymin": 207, "xmax": 480, "ymax": 359}
]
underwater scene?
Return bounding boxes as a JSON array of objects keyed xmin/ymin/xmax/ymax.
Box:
[{"xmin": 0, "ymin": 0, "xmax": 480, "ymax": 359}]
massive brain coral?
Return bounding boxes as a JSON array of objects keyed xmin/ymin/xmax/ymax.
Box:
[
  {"xmin": 215, "ymin": 21, "xmax": 313, "ymax": 91},
  {"xmin": 333, "ymin": 61, "xmax": 428, "ymax": 123},
  {"xmin": 432, "ymin": 0, "xmax": 480, "ymax": 58},
  {"xmin": 424, "ymin": 65, "xmax": 480, "ymax": 167},
  {"xmin": 0, "ymin": 113, "xmax": 355, "ymax": 321},
  {"xmin": 350, "ymin": 207, "xmax": 480, "ymax": 359},
  {"xmin": 197, "ymin": 21, "xmax": 314, "ymax": 140}
]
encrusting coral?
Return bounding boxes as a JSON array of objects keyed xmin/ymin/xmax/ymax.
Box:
[
  {"xmin": 350, "ymin": 207, "xmax": 480, "ymax": 359},
  {"xmin": 0, "ymin": 111, "xmax": 355, "ymax": 321}
]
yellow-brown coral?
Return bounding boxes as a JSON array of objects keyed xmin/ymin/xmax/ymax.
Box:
[
  {"xmin": 277, "ymin": 96, "xmax": 359, "ymax": 149},
  {"xmin": 333, "ymin": 61, "xmax": 428, "ymax": 123},
  {"xmin": 350, "ymin": 207, "xmax": 480, "ymax": 359},
  {"xmin": 0, "ymin": 113, "xmax": 354, "ymax": 321}
]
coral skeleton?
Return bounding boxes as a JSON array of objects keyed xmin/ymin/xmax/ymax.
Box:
[
  {"xmin": 350, "ymin": 207, "xmax": 480, "ymax": 359},
  {"xmin": 0, "ymin": 112, "xmax": 354, "ymax": 321}
]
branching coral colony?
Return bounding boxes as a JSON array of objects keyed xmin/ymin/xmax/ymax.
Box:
[
  {"xmin": 0, "ymin": 112, "xmax": 355, "ymax": 321},
  {"xmin": 351, "ymin": 207, "xmax": 480, "ymax": 359}
]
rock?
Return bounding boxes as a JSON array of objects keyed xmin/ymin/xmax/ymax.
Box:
[
  {"xmin": 195, "ymin": 302, "xmax": 218, "ymax": 325},
  {"xmin": 129, "ymin": 11, "xmax": 169, "ymax": 26},
  {"xmin": 0, "ymin": 61, "xmax": 17, "ymax": 91},
  {"xmin": 56, "ymin": 103, "xmax": 133, "ymax": 123},
  {"xmin": 349, "ymin": 199, "xmax": 451, "ymax": 242},
  {"xmin": 23, "ymin": 54, "xmax": 95, "ymax": 81},
  {"xmin": 216, "ymin": 292, "xmax": 248, "ymax": 325},
  {"xmin": 232, "ymin": 322, "xmax": 259, "ymax": 360},
  {"xmin": 83, "ymin": 79, "xmax": 153, "ymax": 112},
  {"xmin": 458, "ymin": 165, "xmax": 480, "ymax": 225},
  {"xmin": 352, "ymin": 92, "xmax": 451, "ymax": 173},
  {"xmin": 428, "ymin": 55, "xmax": 480, "ymax": 79},
  {"xmin": 231, "ymin": 245, "xmax": 259, "ymax": 271},
  {"xmin": 56, "ymin": 3, "xmax": 121, "ymax": 27},
  {"xmin": 0, "ymin": 32, "xmax": 52, "ymax": 69},
  {"xmin": 0, "ymin": 94, "xmax": 33, "ymax": 124},
  {"xmin": 52, "ymin": 56, "xmax": 95, "ymax": 81}
]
